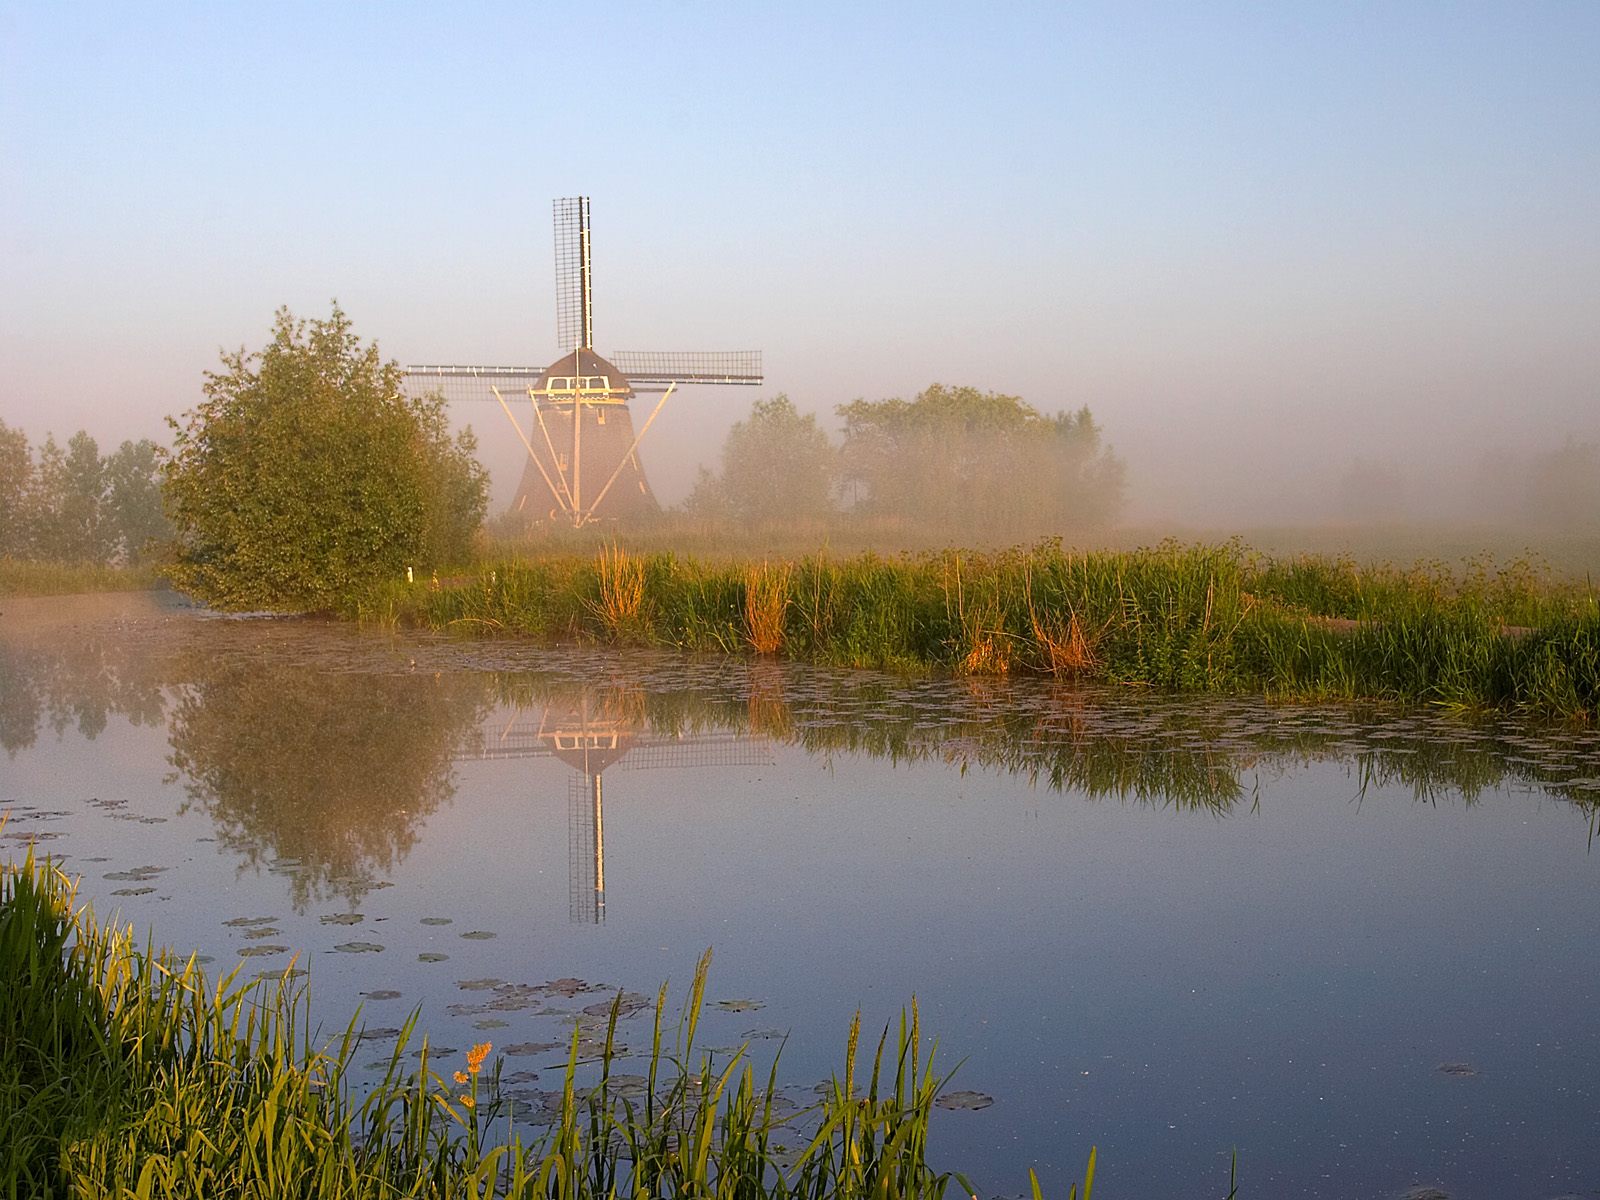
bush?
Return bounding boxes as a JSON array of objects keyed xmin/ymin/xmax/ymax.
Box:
[{"xmin": 163, "ymin": 304, "xmax": 486, "ymax": 611}]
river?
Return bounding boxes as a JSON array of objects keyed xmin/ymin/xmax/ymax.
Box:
[{"xmin": 3, "ymin": 591, "xmax": 1598, "ymax": 1198}]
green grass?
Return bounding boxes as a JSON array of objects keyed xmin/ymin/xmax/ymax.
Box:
[
  {"xmin": 0, "ymin": 557, "xmax": 159, "ymax": 597},
  {"xmin": 360, "ymin": 540, "xmax": 1600, "ymax": 721},
  {"xmin": 1, "ymin": 846, "xmax": 1125, "ymax": 1200}
]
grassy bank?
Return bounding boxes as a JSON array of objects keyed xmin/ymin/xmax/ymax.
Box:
[
  {"xmin": 1, "ymin": 846, "xmax": 1116, "ymax": 1199},
  {"xmin": 0, "ymin": 557, "xmax": 158, "ymax": 597},
  {"xmin": 365, "ymin": 541, "xmax": 1600, "ymax": 720}
]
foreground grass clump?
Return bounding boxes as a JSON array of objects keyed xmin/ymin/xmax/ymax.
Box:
[
  {"xmin": 2, "ymin": 847, "xmax": 1105, "ymax": 1199},
  {"xmin": 364, "ymin": 541, "xmax": 1600, "ymax": 720},
  {"xmin": 0, "ymin": 557, "xmax": 158, "ymax": 597}
]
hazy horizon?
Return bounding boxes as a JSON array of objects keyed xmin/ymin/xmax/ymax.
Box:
[{"xmin": 4, "ymin": 3, "xmax": 1597, "ymax": 532}]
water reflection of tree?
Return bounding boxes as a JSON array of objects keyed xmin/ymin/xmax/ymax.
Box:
[
  {"xmin": 486, "ymin": 663, "xmax": 1600, "ymax": 819},
  {"xmin": 0, "ymin": 620, "xmax": 168, "ymax": 756},
  {"xmin": 168, "ymin": 660, "xmax": 488, "ymax": 909}
]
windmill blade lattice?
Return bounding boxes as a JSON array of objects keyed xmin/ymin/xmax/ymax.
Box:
[{"xmin": 403, "ymin": 195, "xmax": 763, "ymax": 527}]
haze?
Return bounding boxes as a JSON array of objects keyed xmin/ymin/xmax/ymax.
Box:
[{"xmin": 3, "ymin": 3, "xmax": 1597, "ymax": 530}]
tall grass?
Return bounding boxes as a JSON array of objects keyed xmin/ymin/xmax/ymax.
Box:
[
  {"xmin": 359, "ymin": 540, "xmax": 1600, "ymax": 720},
  {"xmin": 3, "ymin": 848, "xmax": 1121, "ymax": 1199},
  {"xmin": 0, "ymin": 557, "xmax": 158, "ymax": 597},
  {"xmin": 744, "ymin": 561, "xmax": 792, "ymax": 655}
]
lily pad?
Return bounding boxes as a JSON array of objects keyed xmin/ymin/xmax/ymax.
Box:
[
  {"xmin": 934, "ymin": 1090, "xmax": 994, "ymax": 1111},
  {"xmin": 545, "ymin": 978, "xmax": 594, "ymax": 997},
  {"xmin": 243, "ymin": 926, "xmax": 281, "ymax": 939},
  {"xmin": 418, "ymin": 953, "xmax": 449, "ymax": 963},
  {"xmin": 420, "ymin": 917, "xmax": 453, "ymax": 926},
  {"xmin": 715, "ymin": 999, "xmax": 764, "ymax": 1013},
  {"xmin": 333, "ymin": 942, "xmax": 385, "ymax": 954},
  {"xmin": 112, "ymin": 887, "xmax": 155, "ymax": 896},
  {"xmin": 363, "ymin": 990, "xmax": 402, "ymax": 1001},
  {"xmin": 238, "ymin": 945, "xmax": 287, "ymax": 958},
  {"xmin": 224, "ymin": 916, "xmax": 277, "ymax": 928},
  {"xmin": 105, "ymin": 866, "xmax": 165, "ymax": 881},
  {"xmin": 459, "ymin": 930, "xmax": 496, "ymax": 941},
  {"xmin": 320, "ymin": 913, "xmax": 364, "ymax": 925},
  {"xmin": 1437, "ymin": 1062, "xmax": 1478, "ymax": 1078},
  {"xmin": 504, "ymin": 1041, "xmax": 561, "ymax": 1057},
  {"xmin": 456, "ymin": 978, "xmax": 506, "ymax": 991}
]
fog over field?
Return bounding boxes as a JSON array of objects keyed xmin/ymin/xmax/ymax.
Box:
[{"xmin": 3, "ymin": 5, "xmax": 1597, "ymax": 543}]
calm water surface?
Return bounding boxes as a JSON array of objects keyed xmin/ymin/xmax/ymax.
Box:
[{"xmin": 4, "ymin": 592, "xmax": 1600, "ymax": 1199}]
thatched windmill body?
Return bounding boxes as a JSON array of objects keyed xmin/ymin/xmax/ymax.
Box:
[{"xmin": 404, "ymin": 198, "xmax": 762, "ymax": 526}]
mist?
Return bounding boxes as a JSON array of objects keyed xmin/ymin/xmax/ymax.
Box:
[{"xmin": 3, "ymin": 5, "xmax": 1597, "ymax": 566}]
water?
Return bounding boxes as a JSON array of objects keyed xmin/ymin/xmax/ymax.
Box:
[{"xmin": 4, "ymin": 591, "xmax": 1600, "ymax": 1198}]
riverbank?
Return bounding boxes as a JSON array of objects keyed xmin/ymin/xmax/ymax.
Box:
[
  {"xmin": 0, "ymin": 557, "xmax": 157, "ymax": 597},
  {"xmin": 365, "ymin": 542, "xmax": 1600, "ymax": 721},
  {"xmin": 3, "ymin": 845, "xmax": 1094, "ymax": 1199}
]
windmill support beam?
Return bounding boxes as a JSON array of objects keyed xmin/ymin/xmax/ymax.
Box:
[
  {"xmin": 490, "ymin": 386, "xmax": 569, "ymax": 514},
  {"xmin": 580, "ymin": 383, "xmax": 676, "ymax": 527}
]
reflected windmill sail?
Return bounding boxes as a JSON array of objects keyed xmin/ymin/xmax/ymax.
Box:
[{"xmin": 459, "ymin": 689, "xmax": 773, "ymax": 923}]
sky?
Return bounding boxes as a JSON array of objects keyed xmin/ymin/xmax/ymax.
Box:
[{"xmin": 3, "ymin": 2, "xmax": 1598, "ymax": 524}]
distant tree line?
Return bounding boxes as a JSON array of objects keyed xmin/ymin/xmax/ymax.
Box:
[
  {"xmin": 686, "ymin": 385, "xmax": 1126, "ymax": 536},
  {"xmin": 0, "ymin": 419, "xmax": 169, "ymax": 564}
]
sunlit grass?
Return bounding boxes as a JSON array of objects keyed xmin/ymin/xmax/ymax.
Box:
[
  {"xmin": 359, "ymin": 540, "xmax": 1600, "ymax": 720},
  {"xmin": 0, "ymin": 557, "xmax": 158, "ymax": 596}
]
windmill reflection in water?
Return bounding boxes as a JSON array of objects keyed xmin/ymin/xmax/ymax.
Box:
[{"xmin": 458, "ymin": 693, "xmax": 772, "ymax": 922}]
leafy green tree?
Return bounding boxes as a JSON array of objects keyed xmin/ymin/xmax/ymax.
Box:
[
  {"xmin": 837, "ymin": 384, "xmax": 1124, "ymax": 535},
  {"xmin": 0, "ymin": 419, "xmax": 31, "ymax": 557},
  {"xmin": 163, "ymin": 304, "xmax": 487, "ymax": 610},
  {"xmin": 687, "ymin": 395, "xmax": 837, "ymax": 524},
  {"xmin": 103, "ymin": 439, "xmax": 170, "ymax": 564},
  {"xmin": 27, "ymin": 431, "xmax": 112, "ymax": 563}
]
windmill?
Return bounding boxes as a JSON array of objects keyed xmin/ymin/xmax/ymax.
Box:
[
  {"xmin": 458, "ymin": 691, "xmax": 773, "ymax": 923},
  {"xmin": 404, "ymin": 198, "xmax": 763, "ymax": 527}
]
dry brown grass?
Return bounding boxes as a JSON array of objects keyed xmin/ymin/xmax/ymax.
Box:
[
  {"xmin": 594, "ymin": 542, "xmax": 646, "ymax": 638},
  {"xmin": 1031, "ymin": 610, "xmax": 1099, "ymax": 676},
  {"xmin": 743, "ymin": 560, "xmax": 792, "ymax": 655}
]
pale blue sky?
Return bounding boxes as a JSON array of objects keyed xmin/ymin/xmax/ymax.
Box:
[{"xmin": 3, "ymin": 2, "xmax": 1597, "ymax": 520}]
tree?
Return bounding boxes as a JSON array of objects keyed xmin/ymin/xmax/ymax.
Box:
[
  {"xmin": 0, "ymin": 419, "xmax": 31, "ymax": 557},
  {"xmin": 104, "ymin": 439, "xmax": 170, "ymax": 564},
  {"xmin": 163, "ymin": 304, "xmax": 487, "ymax": 610},
  {"xmin": 687, "ymin": 395, "xmax": 837, "ymax": 524},
  {"xmin": 27, "ymin": 431, "xmax": 111, "ymax": 563},
  {"xmin": 837, "ymin": 384, "xmax": 1124, "ymax": 535}
]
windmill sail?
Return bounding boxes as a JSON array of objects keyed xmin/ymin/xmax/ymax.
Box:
[
  {"xmin": 609, "ymin": 350, "xmax": 762, "ymax": 385},
  {"xmin": 553, "ymin": 196, "xmax": 593, "ymax": 352}
]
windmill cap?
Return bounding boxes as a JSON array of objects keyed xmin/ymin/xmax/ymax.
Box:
[{"xmin": 538, "ymin": 348, "xmax": 635, "ymax": 398}]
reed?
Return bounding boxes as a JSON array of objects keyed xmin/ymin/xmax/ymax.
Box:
[
  {"xmin": 4, "ymin": 849, "xmax": 1120, "ymax": 1199},
  {"xmin": 592, "ymin": 542, "xmax": 648, "ymax": 641},
  {"xmin": 362, "ymin": 540, "xmax": 1600, "ymax": 720},
  {"xmin": 744, "ymin": 560, "xmax": 793, "ymax": 655}
]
